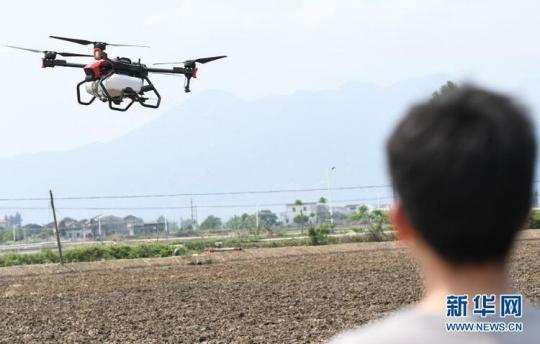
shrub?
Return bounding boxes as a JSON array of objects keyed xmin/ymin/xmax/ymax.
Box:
[
  {"xmin": 308, "ymin": 225, "xmax": 330, "ymax": 245},
  {"xmin": 527, "ymin": 209, "xmax": 540, "ymax": 229},
  {"xmin": 365, "ymin": 223, "xmax": 386, "ymax": 242},
  {"xmin": 0, "ymin": 243, "xmax": 188, "ymax": 267},
  {"xmin": 110, "ymin": 234, "xmax": 122, "ymax": 242}
]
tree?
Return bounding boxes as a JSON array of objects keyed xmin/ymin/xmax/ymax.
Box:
[
  {"xmin": 366, "ymin": 209, "xmax": 389, "ymax": 242},
  {"xmin": 294, "ymin": 213, "xmax": 309, "ymax": 232},
  {"xmin": 0, "ymin": 228, "xmax": 23, "ymax": 242},
  {"xmin": 309, "ymin": 212, "xmax": 316, "ymax": 224},
  {"xmin": 258, "ymin": 210, "xmax": 278, "ymax": 230},
  {"xmin": 0, "ymin": 229, "xmax": 10, "ymax": 243},
  {"xmin": 200, "ymin": 215, "xmax": 222, "ymax": 230},
  {"xmin": 240, "ymin": 213, "xmax": 256, "ymax": 230},
  {"xmin": 225, "ymin": 215, "xmax": 241, "ymax": 230},
  {"xmin": 180, "ymin": 218, "xmax": 196, "ymax": 230},
  {"xmin": 315, "ymin": 204, "xmax": 330, "ymax": 224},
  {"xmin": 319, "ymin": 197, "xmax": 327, "ymax": 204},
  {"xmin": 349, "ymin": 205, "xmax": 370, "ymax": 223},
  {"xmin": 294, "ymin": 199, "xmax": 303, "ymax": 206},
  {"xmin": 369, "ymin": 209, "xmax": 389, "ymax": 224},
  {"xmin": 226, "ymin": 213, "xmax": 256, "ymax": 230},
  {"xmin": 4, "ymin": 212, "xmax": 22, "ymax": 228},
  {"xmin": 39, "ymin": 228, "xmax": 54, "ymax": 240}
]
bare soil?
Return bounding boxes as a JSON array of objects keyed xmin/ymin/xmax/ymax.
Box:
[{"xmin": 0, "ymin": 239, "xmax": 538, "ymax": 343}]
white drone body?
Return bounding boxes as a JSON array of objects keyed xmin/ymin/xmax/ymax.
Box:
[{"xmin": 85, "ymin": 74, "xmax": 143, "ymax": 100}]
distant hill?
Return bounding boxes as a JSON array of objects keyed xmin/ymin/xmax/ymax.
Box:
[{"xmin": 0, "ymin": 75, "xmax": 472, "ymax": 223}]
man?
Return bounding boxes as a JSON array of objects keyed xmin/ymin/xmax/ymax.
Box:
[{"xmin": 329, "ymin": 86, "xmax": 540, "ymax": 343}]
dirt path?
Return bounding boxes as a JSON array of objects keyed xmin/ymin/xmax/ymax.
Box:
[{"xmin": 0, "ymin": 239, "xmax": 538, "ymax": 343}]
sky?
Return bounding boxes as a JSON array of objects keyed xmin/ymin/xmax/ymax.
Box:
[{"xmin": 1, "ymin": 0, "xmax": 540, "ymax": 157}]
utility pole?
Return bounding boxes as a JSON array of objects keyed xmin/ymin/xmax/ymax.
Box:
[
  {"xmin": 91, "ymin": 214, "xmax": 103, "ymax": 242},
  {"xmin": 255, "ymin": 203, "xmax": 259, "ymax": 235},
  {"xmin": 49, "ymin": 190, "xmax": 64, "ymax": 265},
  {"xmin": 328, "ymin": 166, "xmax": 336, "ymax": 228},
  {"xmin": 164, "ymin": 217, "xmax": 168, "ymax": 239},
  {"xmin": 194, "ymin": 205, "xmax": 198, "ymax": 230},
  {"xmin": 190, "ymin": 199, "xmax": 198, "ymax": 230},
  {"xmin": 98, "ymin": 216, "xmax": 102, "ymax": 241},
  {"xmin": 190, "ymin": 198, "xmax": 195, "ymax": 229}
]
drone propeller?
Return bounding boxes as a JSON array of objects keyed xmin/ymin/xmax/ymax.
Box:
[
  {"xmin": 153, "ymin": 56, "xmax": 227, "ymax": 66},
  {"xmin": 153, "ymin": 56, "xmax": 226, "ymax": 93},
  {"xmin": 4, "ymin": 45, "xmax": 93, "ymax": 58},
  {"xmin": 49, "ymin": 35, "xmax": 150, "ymax": 49}
]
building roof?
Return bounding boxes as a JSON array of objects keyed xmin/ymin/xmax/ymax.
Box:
[{"xmin": 285, "ymin": 202, "xmax": 318, "ymax": 206}]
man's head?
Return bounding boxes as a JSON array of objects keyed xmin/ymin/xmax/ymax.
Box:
[{"xmin": 387, "ymin": 85, "xmax": 536, "ymax": 265}]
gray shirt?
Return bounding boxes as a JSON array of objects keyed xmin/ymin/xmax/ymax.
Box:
[{"xmin": 328, "ymin": 305, "xmax": 540, "ymax": 344}]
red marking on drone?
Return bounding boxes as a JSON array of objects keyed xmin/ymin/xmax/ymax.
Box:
[{"xmin": 85, "ymin": 60, "xmax": 107, "ymax": 79}]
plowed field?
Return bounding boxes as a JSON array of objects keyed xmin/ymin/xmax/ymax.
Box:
[{"xmin": 1, "ymin": 237, "xmax": 538, "ymax": 343}]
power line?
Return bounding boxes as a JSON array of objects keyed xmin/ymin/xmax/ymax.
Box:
[
  {"xmin": 0, "ymin": 196, "xmax": 394, "ymax": 211},
  {"xmin": 0, "ymin": 184, "xmax": 392, "ymax": 202},
  {"xmin": 3, "ymin": 179, "xmax": 540, "ymax": 202}
]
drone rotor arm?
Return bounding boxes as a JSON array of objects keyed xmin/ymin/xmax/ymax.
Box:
[
  {"xmin": 146, "ymin": 67, "xmax": 187, "ymax": 75},
  {"xmin": 152, "ymin": 61, "xmax": 184, "ymax": 66},
  {"xmin": 57, "ymin": 52, "xmax": 93, "ymax": 58},
  {"xmin": 42, "ymin": 59, "xmax": 87, "ymax": 69}
]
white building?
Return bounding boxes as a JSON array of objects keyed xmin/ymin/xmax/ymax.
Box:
[
  {"xmin": 281, "ymin": 202, "xmax": 333, "ymax": 226},
  {"xmin": 280, "ymin": 201, "xmax": 391, "ymax": 227}
]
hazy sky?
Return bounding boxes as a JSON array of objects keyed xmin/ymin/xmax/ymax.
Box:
[{"xmin": 1, "ymin": 0, "xmax": 540, "ymax": 157}]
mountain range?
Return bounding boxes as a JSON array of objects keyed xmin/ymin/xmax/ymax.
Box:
[{"xmin": 4, "ymin": 74, "xmax": 537, "ymax": 224}]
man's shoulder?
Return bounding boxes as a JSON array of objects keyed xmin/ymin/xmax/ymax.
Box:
[
  {"xmin": 327, "ymin": 305, "xmax": 540, "ymax": 344},
  {"xmin": 328, "ymin": 307, "xmax": 432, "ymax": 344}
]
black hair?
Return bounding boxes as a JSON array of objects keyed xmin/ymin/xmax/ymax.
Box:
[{"xmin": 387, "ymin": 85, "xmax": 536, "ymax": 264}]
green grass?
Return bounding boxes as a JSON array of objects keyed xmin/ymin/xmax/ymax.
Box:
[
  {"xmin": 0, "ymin": 243, "xmax": 187, "ymax": 267},
  {"xmin": 0, "ymin": 231, "xmax": 394, "ymax": 268}
]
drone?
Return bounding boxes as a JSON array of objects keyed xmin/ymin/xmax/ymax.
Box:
[{"xmin": 5, "ymin": 36, "xmax": 226, "ymax": 111}]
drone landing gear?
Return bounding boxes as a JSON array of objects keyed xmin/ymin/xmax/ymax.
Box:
[
  {"xmin": 78, "ymin": 74, "xmax": 162, "ymax": 112},
  {"xmin": 139, "ymin": 77, "xmax": 161, "ymax": 109},
  {"xmin": 98, "ymin": 73, "xmax": 134, "ymax": 112},
  {"xmin": 108, "ymin": 96, "xmax": 136, "ymax": 112},
  {"xmin": 76, "ymin": 80, "xmax": 96, "ymax": 105},
  {"xmin": 184, "ymin": 76, "xmax": 192, "ymax": 93},
  {"xmin": 99, "ymin": 75, "xmax": 160, "ymax": 112}
]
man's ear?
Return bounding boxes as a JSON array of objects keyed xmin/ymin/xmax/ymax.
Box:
[{"xmin": 391, "ymin": 202, "xmax": 414, "ymax": 241}]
